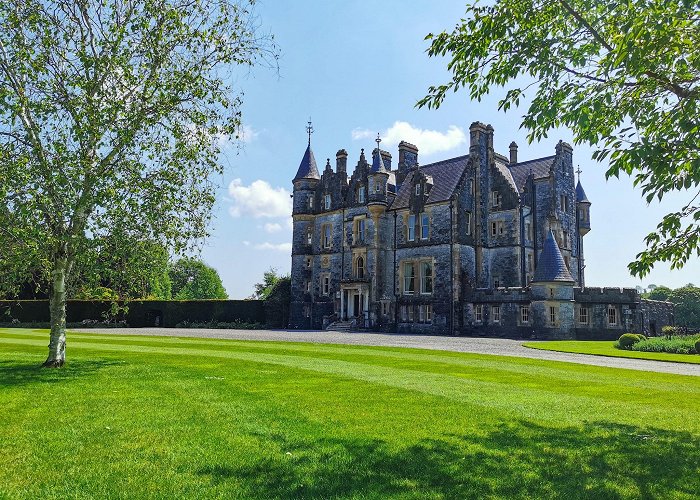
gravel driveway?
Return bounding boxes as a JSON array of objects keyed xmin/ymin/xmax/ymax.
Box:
[{"xmin": 74, "ymin": 328, "xmax": 700, "ymax": 377}]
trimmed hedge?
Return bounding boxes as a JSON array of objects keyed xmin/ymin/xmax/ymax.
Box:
[
  {"xmin": 617, "ymin": 333, "xmax": 643, "ymax": 349},
  {"xmin": 0, "ymin": 299, "xmax": 266, "ymax": 328}
]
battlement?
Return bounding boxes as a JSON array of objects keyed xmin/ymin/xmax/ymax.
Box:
[
  {"xmin": 575, "ymin": 287, "xmax": 640, "ymax": 304},
  {"xmin": 472, "ymin": 287, "xmax": 530, "ymax": 303}
]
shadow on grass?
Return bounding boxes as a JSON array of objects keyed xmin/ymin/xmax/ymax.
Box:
[
  {"xmin": 0, "ymin": 359, "xmax": 120, "ymax": 388},
  {"xmin": 197, "ymin": 421, "xmax": 699, "ymax": 498}
]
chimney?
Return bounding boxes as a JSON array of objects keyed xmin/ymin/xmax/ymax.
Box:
[
  {"xmin": 509, "ymin": 141, "xmax": 518, "ymax": 164},
  {"xmin": 336, "ymin": 149, "xmax": 347, "ymax": 174},
  {"xmin": 398, "ymin": 141, "xmax": 418, "ymax": 170}
]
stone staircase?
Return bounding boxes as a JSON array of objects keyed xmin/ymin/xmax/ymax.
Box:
[{"xmin": 325, "ymin": 320, "xmax": 356, "ymax": 333}]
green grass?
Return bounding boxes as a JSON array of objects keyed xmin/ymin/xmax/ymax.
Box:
[
  {"xmin": 1, "ymin": 329, "xmax": 699, "ymax": 499},
  {"xmin": 524, "ymin": 340, "xmax": 700, "ymax": 364}
]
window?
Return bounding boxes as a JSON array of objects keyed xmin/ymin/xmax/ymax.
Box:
[
  {"xmin": 608, "ymin": 306, "xmax": 618, "ymax": 325},
  {"xmin": 418, "ymin": 304, "xmax": 425, "ymax": 323},
  {"xmin": 560, "ymin": 194, "xmax": 569, "ymax": 213},
  {"xmin": 305, "ymin": 257, "xmax": 312, "ymax": 268},
  {"xmin": 306, "ymin": 228, "xmax": 313, "ymax": 245},
  {"xmin": 492, "ymin": 305, "xmax": 500, "ymax": 324},
  {"xmin": 466, "ymin": 211, "xmax": 472, "ymax": 235},
  {"xmin": 354, "ymin": 218, "xmax": 365, "ymax": 244},
  {"xmin": 381, "ymin": 302, "xmax": 389, "ymax": 316},
  {"xmin": 579, "ymin": 306, "xmax": 589, "ymax": 325},
  {"xmin": 408, "ymin": 215, "xmax": 416, "ymax": 241},
  {"xmin": 549, "ymin": 306, "xmax": 557, "ymax": 326},
  {"xmin": 493, "ymin": 278, "xmax": 500, "ymax": 288},
  {"xmin": 303, "ymin": 305, "xmax": 311, "ymax": 318},
  {"xmin": 420, "ymin": 261, "xmax": 433, "ymax": 294},
  {"xmin": 324, "ymin": 194, "xmax": 331, "ymax": 210},
  {"xmin": 415, "ymin": 184, "xmax": 421, "ymax": 195},
  {"xmin": 322, "ymin": 224, "xmax": 332, "ymax": 249},
  {"xmin": 520, "ymin": 305, "xmax": 530, "ymax": 324},
  {"xmin": 468, "ymin": 179, "xmax": 474, "ymax": 194},
  {"xmin": 421, "ymin": 213, "xmax": 429, "ymax": 240},
  {"xmin": 525, "ymin": 222, "xmax": 532, "ymax": 241},
  {"xmin": 321, "ymin": 275, "xmax": 330, "ymax": 295},
  {"xmin": 550, "ymin": 287, "xmax": 555, "ymax": 298},
  {"xmin": 305, "ymin": 280, "xmax": 311, "ymax": 293},
  {"xmin": 355, "ymin": 256, "xmax": 365, "ymax": 279},
  {"xmin": 475, "ymin": 304, "xmax": 483, "ymax": 323},
  {"xmin": 400, "ymin": 305, "xmax": 408, "ymax": 322},
  {"xmin": 403, "ymin": 262, "xmax": 416, "ymax": 294},
  {"xmin": 407, "ymin": 305, "xmax": 414, "ymax": 322},
  {"xmin": 491, "ymin": 221, "xmax": 504, "ymax": 237},
  {"xmin": 527, "ymin": 254, "xmax": 533, "ymax": 272},
  {"xmin": 307, "ymin": 195, "xmax": 314, "ymax": 210},
  {"xmin": 490, "ymin": 191, "xmax": 502, "ymax": 208},
  {"xmin": 357, "ymin": 186, "xmax": 365, "ymax": 203},
  {"xmin": 376, "ymin": 183, "xmax": 381, "ymax": 192},
  {"xmin": 424, "ymin": 304, "xmax": 432, "ymax": 323}
]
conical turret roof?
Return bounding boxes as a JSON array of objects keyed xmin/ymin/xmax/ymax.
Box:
[
  {"xmin": 533, "ymin": 230, "xmax": 574, "ymax": 283},
  {"xmin": 370, "ymin": 147, "xmax": 388, "ymax": 173},
  {"xmin": 293, "ymin": 144, "xmax": 319, "ymax": 181},
  {"xmin": 576, "ymin": 180, "xmax": 590, "ymax": 204}
]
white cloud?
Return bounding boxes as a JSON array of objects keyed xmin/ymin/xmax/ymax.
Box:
[
  {"xmin": 228, "ymin": 179, "xmax": 292, "ymax": 218},
  {"xmin": 263, "ymin": 222, "xmax": 283, "ymax": 233},
  {"xmin": 239, "ymin": 124, "xmax": 259, "ymax": 144},
  {"xmin": 254, "ymin": 242, "xmax": 293, "ymax": 252},
  {"xmin": 242, "ymin": 240, "xmax": 250, "ymax": 246},
  {"xmin": 351, "ymin": 121, "xmax": 466, "ymax": 156}
]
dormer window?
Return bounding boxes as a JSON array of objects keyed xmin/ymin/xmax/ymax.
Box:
[
  {"xmin": 357, "ymin": 186, "xmax": 365, "ymax": 203},
  {"xmin": 324, "ymin": 194, "xmax": 331, "ymax": 210}
]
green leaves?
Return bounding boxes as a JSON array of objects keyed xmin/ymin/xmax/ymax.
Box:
[{"xmin": 419, "ymin": 0, "xmax": 700, "ymax": 278}]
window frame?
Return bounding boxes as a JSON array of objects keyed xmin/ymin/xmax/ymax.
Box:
[
  {"xmin": 475, "ymin": 304, "xmax": 483, "ymax": 323},
  {"xmin": 324, "ymin": 194, "xmax": 331, "ymax": 210},
  {"xmin": 579, "ymin": 306, "xmax": 589, "ymax": 325},
  {"xmin": 420, "ymin": 261, "xmax": 433, "ymax": 294},
  {"xmin": 355, "ymin": 256, "xmax": 365, "ymax": 279},
  {"xmin": 420, "ymin": 213, "xmax": 429, "ymax": 240},
  {"xmin": 322, "ymin": 224, "xmax": 332, "ymax": 249},
  {"xmin": 492, "ymin": 305, "xmax": 500, "ymax": 324},
  {"xmin": 465, "ymin": 211, "xmax": 472, "ymax": 235},
  {"xmin": 549, "ymin": 305, "xmax": 557, "ymax": 326},
  {"xmin": 321, "ymin": 275, "xmax": 330, "ymax": 295},
  {"xmin": 403, "ymin": 262, "xmax": 416, "ymax": 295},
  {"xmin": 357, "ymin": 186, "xmax": 365, "ymax": 203},
  {"xmin": 520, "ymin": 305, "xmax": 530, "ymax": 324},
  {"xmin": 407, "ymin": 214, "xmax": 416, "ymax": 241},
  {"xmin": 608, "ymin": 306, "xmax": 618, "ymax": 326}
]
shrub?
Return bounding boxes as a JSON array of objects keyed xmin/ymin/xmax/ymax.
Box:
[
  {"xmin": 661, "ymin": 325, "xmax": 678, "ymax": 337},
  {"xmin": 632, "ymin": 334, "xmax": 700, "ymax": 354},
  {"xmin": 695, "ymin": 339, "xmax": 700, "ymax": 354},
  {"xmin": 617, "ymin": 333, "xmax": 642, "ymax": 349},
  {"xmin": 635, "ymin": 334, "xmax": 647, "ymax": 342}
]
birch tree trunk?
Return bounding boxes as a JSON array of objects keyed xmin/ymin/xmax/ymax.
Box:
[{"xmin": 44, "ymin": 249, "xmax": 69, "ymax": 368}]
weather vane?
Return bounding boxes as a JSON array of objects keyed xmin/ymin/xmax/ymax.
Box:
[
  {"xmin": 375, "ymin": 132, "xmax": 381, "ymax": 151},
  {"xmin": 576, "ymin": 165, "xmax": 582, "ymax": 181},
  {"xmin": 306, "ymin": 118, "xmax": 314, "ymax": 146}
]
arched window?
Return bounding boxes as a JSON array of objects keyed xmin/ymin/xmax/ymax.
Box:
[{"xmin": 356, "ymin": 256, "xmax": 365, "ymax": 279}]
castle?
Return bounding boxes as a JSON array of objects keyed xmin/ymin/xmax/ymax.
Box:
[{"xmin": 289, "ymin": 121, "xmax": 673, "ymax": 339}]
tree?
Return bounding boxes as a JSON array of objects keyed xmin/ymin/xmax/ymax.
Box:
[
  {"xmin": 169, "ymin": 257, "xmax": 227, "ymax": 300},
  {"xmin": 419, "ymin": 0, "xmax": 700, "ymax": 278},
  {"xmin": 250, "ymin": 267, "xmax": 286, "ymax": 300},
  {"xmin": 646, "ymin": 285, "xmax": 672, "ymax": 301},
  {"xmin": 667, "ymin": 285, "xmax": 700, "ymax": 329},
  {"xmin": 0, "ymin": 1, "xmax": 275, "ymax": 366}
]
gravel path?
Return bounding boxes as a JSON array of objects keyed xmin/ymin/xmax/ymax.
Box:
[{"xmin": 74, "ymin": 328, "xmax": 700, "ymax": 377}]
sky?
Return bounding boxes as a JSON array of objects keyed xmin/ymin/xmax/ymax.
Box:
[{"xmin": 203, "ymin": 0, "xmax": 699, "ymax": 298}]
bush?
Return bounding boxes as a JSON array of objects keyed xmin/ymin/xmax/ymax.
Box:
[
  {"xmin": 631, "ymin": 334, "xmax": 700, "ymax": 355},
  {"xmin": 636, "ymin": 334, "xmax": 647, "ymax": 342},
  {"xmin": 617, "ymin": 333, "xmax": 642, "ymax": 349},
  {"xmin": 695, "ymin": 339, "xmax": 700, "ymax": 354},
  {"xmin": 661, "ymin": 325, "xmax": 678, "ymax": 337}
]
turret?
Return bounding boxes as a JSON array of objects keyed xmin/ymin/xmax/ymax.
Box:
[
  {"xmin": 292, "ymin": 142, "xmax": 320, "ymax": 215},
  {"xmin": 576, "ymin": 179, "xmax": 591, "ymax": 235},
  {"xmin": 368, "ymin": 135, "xmax": 390, "ymax": 212}
]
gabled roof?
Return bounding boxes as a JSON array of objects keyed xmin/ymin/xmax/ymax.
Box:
[
  {"xmin": 389, "ymin": 155, "xmax": 469, "ymax": 210},
  {"xmin": 576, "ymin": 180, "xmax": 590, "ymax": 204},
  {"xmin": 533, "ymin": 230, "xmax": 574, "ymax": 283},
  {"xmin": 494, "ymin": 159, "xmax": 519, "ymax": 195},
  {"xmin": 507, "ymin": 156, "xmax": 555, "ymax": 191},
  {"xmin": 293, "ymin": 144, "xmax": 319, "ymax": 181}
]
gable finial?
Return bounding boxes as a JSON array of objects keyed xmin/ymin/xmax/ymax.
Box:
[
  {"xmin": 306, "ymin": 117, "xmax": 314, "ymax": 146},
  {"xmin": 375, "ymin": 132, "xmax": 381, "ymax": 151},
  {"xmin": 576, "ymin": 165, "xmax": 582, "ymax": 182}
]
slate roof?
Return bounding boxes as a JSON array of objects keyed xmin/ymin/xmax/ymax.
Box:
[
  {"xmin": 370, "ymin": 148, "xmax": 389, "ymax": 173},
  {"xmin": 293, "ymin": 144, "xmax": 320, "ymax": 181},
  {"xmin": 532, "ymin": 230, "xmax": 574, "ymax": 283},
  {"xmin": 507, "ymin": 155, "xmax": 555, "ymax": 191},
  {"xmin": 576, "ymin": 180, "xmax": 590, "ymax": 203},
  {"xmin": 389, "ymin": 155, "xmax": 469, "ymax": 210}
]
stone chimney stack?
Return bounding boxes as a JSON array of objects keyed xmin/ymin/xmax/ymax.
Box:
[
  {"xmin": 336, "ymin": 149, "xmax": 347, "ymax": 174},
  {"xmin": 509, "ymin": 141, "xmax": 518, "ymax": 164}
]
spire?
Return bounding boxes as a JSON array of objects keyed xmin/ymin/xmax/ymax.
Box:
[
  {"xmin": 293, "ymin": 120, "xmax": 319, "ymax": 181},
  {"xmin": 533, "ymin": 230, "xmax": 574, "ymax": 283},
  {"xmin": 575, "ymin": 168, "xmax": 590, "ymax": 204},
  {"xmin": 370, "ymin": 133, "xmax": 388, "ymax": 173}
]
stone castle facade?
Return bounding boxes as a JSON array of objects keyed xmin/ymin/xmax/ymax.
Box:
[{"xmin": 289, "ymin": 121, "xmax": 673, "ymax": 339}]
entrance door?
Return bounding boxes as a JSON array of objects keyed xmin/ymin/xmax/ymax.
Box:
[{"xmin": 353, "ymin": 294, "xmax": 360, "ymax": 318}]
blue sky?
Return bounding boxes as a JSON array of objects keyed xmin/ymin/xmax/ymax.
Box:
[{"xmin": 203, "ymin": 0, "xmax": 699, "ymax": 298}]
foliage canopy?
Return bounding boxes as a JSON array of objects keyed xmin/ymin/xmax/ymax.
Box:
[{"xmin": 419, "ymin": 0, "xmax": 700, "ymax": 277}]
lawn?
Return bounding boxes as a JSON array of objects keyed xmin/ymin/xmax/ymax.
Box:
[
  {"xmin": 1, "ymin": 329, "xmax": 699, "ymax": 499},
  {"xmin": 524, "ymin": 340, "xmax": 700, "ymax": 364}
]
